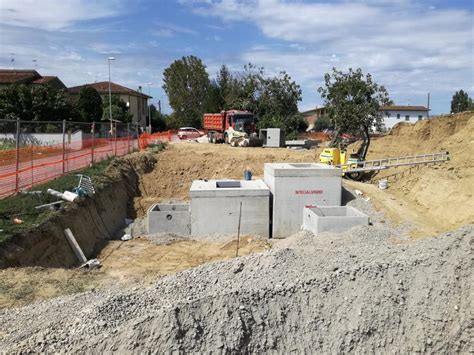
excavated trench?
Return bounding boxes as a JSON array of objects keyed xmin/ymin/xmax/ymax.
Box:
[{"xmin": 0, "ymin": 152, "xmax": 156, "ymax": 269}]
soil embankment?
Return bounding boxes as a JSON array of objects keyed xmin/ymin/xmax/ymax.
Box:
[
  {"xmin": 348, "ymin": 112, "xmax": 474, "ymax": 235},
  {"xmin": 0, "ymin": 152, "xmax": 156, "ymax": 268}
]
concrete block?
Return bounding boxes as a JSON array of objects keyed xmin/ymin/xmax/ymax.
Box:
[
  {"xmin": 190, "ymin": 179, "xmax": 270, "ymax": 238},
  {"xmin": 302, "ymin": 206, "xmax": 369, "ymax": 235},
  {"xmin": 259, "ymin": 128, "xmax": 285, "ymax": 148},
  {"xmin": 264, "ymin": 163, "xmax": 342, "ymax": 239},
  {"xmin": 147, "ymin": 204, "xmax": 190, "ymax": 236}
]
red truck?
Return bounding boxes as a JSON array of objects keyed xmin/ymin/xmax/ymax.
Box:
[{"xmin": 203, "ymin": 110, "xmax": 256, "ymax": 144}]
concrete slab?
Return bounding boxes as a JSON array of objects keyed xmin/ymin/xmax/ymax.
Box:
[
  {"xmin": 302, "ymin": 206, "xmax": 369, "ymax": 235},
  {"xmin": 147, "ymin": 204, "xmax": 190, "ymax": 236},
  {"xmin": 264, "ymin": 163, "xmax": 342, "ymax": 239},
  {"xmin": 190, "ymin": 179, "xmax": 270, "ymax": 238}
]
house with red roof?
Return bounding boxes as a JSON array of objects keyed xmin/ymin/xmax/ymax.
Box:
[
  {"xmin": 68, "ymin": 81, "xmax": 151, "ymax": 126},
  {"xmin": 0, "ymin": 69, "xmax": 66, "ymax": 90}
]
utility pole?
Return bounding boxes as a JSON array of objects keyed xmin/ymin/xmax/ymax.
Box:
[
  {"xmin": 148, "ymin": 83, "xmax": 152, "ymax": 133},
  {"xmin": 107, "ymin": 57, "xmax": 115, "ymax": 139}
]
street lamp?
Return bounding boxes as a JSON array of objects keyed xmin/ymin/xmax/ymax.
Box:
[
  {"xmin": 107, "ymin": 57, "xmax": 115, "ymax": 137},
  {"xmin": 148, "ymin": 83, "xmax": 152, "ymax": 133}
]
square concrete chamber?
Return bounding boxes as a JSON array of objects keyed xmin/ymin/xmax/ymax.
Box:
[
  {"xmin": 264, "ymin": 163, "xmax": 342, "ymax": 239},
  {"xmin": 147, "ymin": 204, "xmax": 190, "ymax": 235},
  {"xmin": 190, "ymin": 179, "xmax": 270, "ymax": 238},
  {"xmin": 302, "ymin": 206, "xmax": 369, "ymax": 235}
]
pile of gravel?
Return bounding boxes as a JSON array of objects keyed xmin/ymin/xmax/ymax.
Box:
[{"xmin": 0, "ymin": 220, "xmax": 471, "ymax": 353}]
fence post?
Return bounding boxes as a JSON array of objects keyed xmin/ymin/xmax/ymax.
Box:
[
  {"xmin": 62, "ymin": 119, "xmax": 66, "ymax": 174},
  {"xmin": 114, "ymin": 122, "xmax": 117, "ymax": 156},
  {"xmin": 14, "ymin": 118, "xmax": 20, "ymax": 192},
  {"xmin": 91, "ymin": 121, "xmax": 95, "ymax": 164},
  {"xmin": 127, "ymin": 122, "xmax": 130, "ymax": 153}
]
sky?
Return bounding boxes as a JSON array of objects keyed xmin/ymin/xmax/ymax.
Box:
[{"xmin": 0, "ymin": 0, "xmax": 472, "ymax": 115}]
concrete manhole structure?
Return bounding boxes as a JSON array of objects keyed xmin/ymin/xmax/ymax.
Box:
[
  {"xmin": 190, "ymin": 179, "xmax": 270, "ymax": 238},
  {"xmin": 302, "ymin": 206, "xmax": 369, "ymax": 235},
  {"xmin": 264, "ymin": 163, "xmax": 342, "ymax": 239},
  {"xmin": 147, "ymin": 204, "xmax": 191, "ymax": 235}
]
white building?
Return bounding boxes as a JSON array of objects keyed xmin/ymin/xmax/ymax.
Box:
[{"xmin": 380, "ymin": 105, "xmax": 430, "ymax": 130}]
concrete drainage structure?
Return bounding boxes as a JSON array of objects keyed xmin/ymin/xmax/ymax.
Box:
[
  {"xmin": 264, "ymin": 163, "xmax": 342, "ymax": 239},
  {"xmin": 302, "ymin": 206, "xmax": 369, "ymax": 235},
  {"xmin": 147, "ymin": 204, "xmax": 191, "ymax": 235},
  {"xmin": 190, "ymin": 179, "xmax": 270, "ymax": 238}
]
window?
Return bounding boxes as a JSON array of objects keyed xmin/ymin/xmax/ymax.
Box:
[
  {"xmin": 418, "ymin": 115, "xmax": 423, "ymax": 121},
  {"xmin": 397, "ymin": 114, "xmax": 400, "ymax": 119},
  {"xmin": 405, "ymin": 115, "xmax": 410, "ymax": 121}
]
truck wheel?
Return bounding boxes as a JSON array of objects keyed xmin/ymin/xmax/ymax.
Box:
[{"xmin": 211, "ymin": 135, "xmax": 216, "ymax": 144}]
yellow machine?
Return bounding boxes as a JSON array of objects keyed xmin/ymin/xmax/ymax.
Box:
[{"xmin": 319, "ymin": 147, "xmax": 362, "ymax": 179}]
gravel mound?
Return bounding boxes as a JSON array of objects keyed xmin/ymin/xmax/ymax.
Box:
[{"xmin": 0, "ymin": 224, "xmax": 472, "ymax": 353}]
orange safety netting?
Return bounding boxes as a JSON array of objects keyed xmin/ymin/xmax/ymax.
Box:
[{"xmin": 0, "ymin": 131, "xmax": 172, "ymax": 198}]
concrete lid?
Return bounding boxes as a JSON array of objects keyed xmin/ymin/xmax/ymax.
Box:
[
  {"xmin": 264, "ymin": 162, "xmax": 342, "ymax": 177},
  {"xmin": 190, "ymin": 179, "xmax": 270, "ymax": 197}
]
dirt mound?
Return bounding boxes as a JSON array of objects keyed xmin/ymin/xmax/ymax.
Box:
[
  {"xmin": 356, "ymin": 112, "xmax": 474, "ymax": 234},
  {"xmin": 0, "ymin": 223, "xmax": 471, "ymax": 352},
  {"xmin": 134, "ymin": 144, "xmax": 316, "ymax": 216}
]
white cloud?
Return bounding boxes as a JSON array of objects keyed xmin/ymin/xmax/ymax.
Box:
[
  {"xmin": 153, "ymin": 22, "xmax": 198, "ymax": 37},
  {"xmin": 0, "ymin": 0, "xmax": 125, "ymax": 30},
  {"xmin": 186, "ymin": 0, "xmax": 474, "ymax": 113}
]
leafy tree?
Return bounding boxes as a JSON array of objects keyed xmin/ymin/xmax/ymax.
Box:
[
  {"xmin": 102, "ymin": 95, "xmax": 133, "ymax": 122},
  {"xmin": 314, "ymin": 115, "xmax": 332, "ymax": 131},
  {"xmin": 149, "ymin": 104, "xmax": 167, "ymax": 132},
  {"xmin": 77, "ymin": 86, "xmax": 103, "ymax": 122},
  {"xmin": 204, "ymin": 80, "xmax": 225, "ymax": 113},
  {"xmin": 450, "ymin": 90, "xmax": 469, "ymax": 113},
  {"xmin": 257, "ymin": 71, "xmax": 302, "ymax": 118},
  {"xmin": 163, "ymin": 56, "xmax": 211, "ymax": 128},
  {"xmin": 318, "ymin": 68, "xmax": 392, "ymax": 137},
  {"xmin": 0, "ymin": 84, "xmax": 73, "ymax": 122}
]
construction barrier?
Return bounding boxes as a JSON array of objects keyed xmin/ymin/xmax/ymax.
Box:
[{"xmin": 0, "ymin": 119, "xmax": 172, "ymax": 198}]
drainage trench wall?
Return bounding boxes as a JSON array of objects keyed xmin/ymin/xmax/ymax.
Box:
[{"xmin": 0, "ymin": 154, "xmax": 155, "ymax": 269}]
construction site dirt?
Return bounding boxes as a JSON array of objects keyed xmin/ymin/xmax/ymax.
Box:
[{"xmin": 0, "ymin": 112, "xmax": 472, "ymax": 352}]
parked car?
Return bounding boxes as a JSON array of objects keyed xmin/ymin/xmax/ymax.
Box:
[{"xmin": 177, "ymin": 127, "xmax": 204, "ymax": 140}]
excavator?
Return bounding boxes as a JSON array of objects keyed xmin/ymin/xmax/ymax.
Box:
[
  {"xmin": 319, "ymin": 129, "xmax": 369, "ymax": 181},
  {"xmin": 319, "ymin": 128, "xmax": 449, "ymax": 181}
]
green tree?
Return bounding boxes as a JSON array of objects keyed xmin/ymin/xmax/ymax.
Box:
[
  {"xmin": 317, "ymin": 68, "xmax": 392, "ymax": 137},
  {"xmin": 149, "ymin": 104, "xmax": 167, "ymax": 132},
  {"xmin": 450, "ymin": 90, "xmax": 469, "ymax": 113},
  {"xmin": 102, "ymin": 95, "xmax": 133, "ymax": 122},
  {"xmin": 314, "ymin": 115, "xmax": 332, "ymax": 131},
  {"xmin": 257, "ymin": 71, "xmax": 302, "ymax": 118},
  {"xmin": 0, "ymin": 84, "xmax": 73, "ymax": 121},
  {"xmin": 163, "ymin": 56, "xmax": 211, "ymax": 128},
  {"xmin": 77, "ymin": 86, "xmax": 103, "ymax": 122}
]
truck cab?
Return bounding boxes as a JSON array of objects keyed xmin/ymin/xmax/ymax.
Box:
[{"xmin": 224, "ymin": 111, "xmax": 255, "ymax": 143}]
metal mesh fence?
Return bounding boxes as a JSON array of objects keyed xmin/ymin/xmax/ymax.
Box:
[{"xmin": 0, "ymin": 119, "xmax": 171, "ymax": 197}]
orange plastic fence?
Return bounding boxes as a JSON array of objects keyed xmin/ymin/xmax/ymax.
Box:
[{"xmin": 0, "ymin": 130, "xmax": 172, "ymax": 198}]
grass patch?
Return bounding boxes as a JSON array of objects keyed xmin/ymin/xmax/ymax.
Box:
[
  {"xmin": 0, "ymin": 267, "xmax": 100, "ymax": 309},
  {"xmin": 0, "ymin": 157, "xmax": 117, "ymax": 244}
]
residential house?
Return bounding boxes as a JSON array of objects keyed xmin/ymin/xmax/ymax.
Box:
[
  {"xmin": 380, "ymin": 105, "xmax": 430, "ymax": 130},
  {"xmin": 301, "ymin": 106, "xmax": 326, "ymax": 131},
  {"xmin": 68, "ymin": 82, "xmax": 151, "ymax": 126},
  {"xmin": 0, "ymin": 69, "xmax": 66, "ymax": 90},
  {"xmin": 302, "ymin": 104, "xmax": 430, "ymax": 132}
]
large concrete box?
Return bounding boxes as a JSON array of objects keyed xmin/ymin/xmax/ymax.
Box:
[
  {"xmin": 264, "ymin": 163, "xmax": 342, "ymax": 239},
  {"xmin": 147, "ymin": 204, "xmax": 190, "ymax": 235},
  {"xmin": 190, "ymin": 179, "xmax": 270, "ymax": 238},
  {"xmin": 302, "ymin": 206, "xmax": 369, "ymax": 235},
  {"xmin": 259, "ymin": 128, "xmax": 285, "ymax": 148}
]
